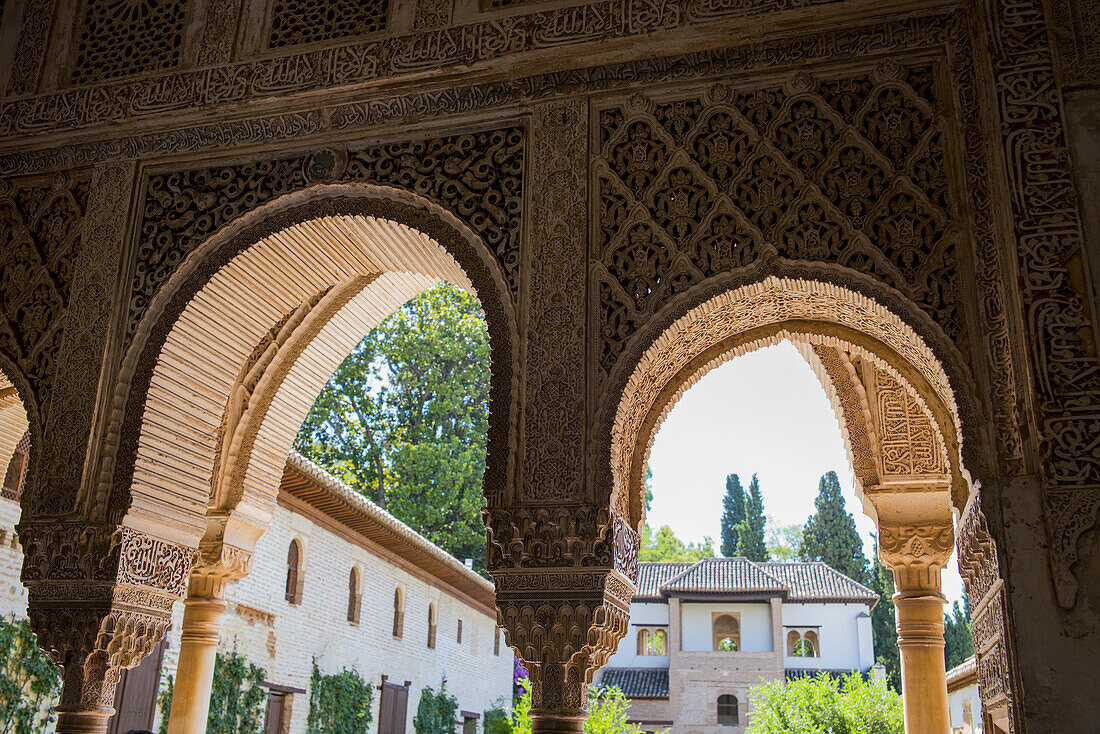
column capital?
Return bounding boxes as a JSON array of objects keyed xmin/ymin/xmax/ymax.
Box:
[
  {"xmin": 878, "ymin": 520, "xmax": 953, "ymax": 593},
  {"xmin": 17, "ymin": 522, "xmax": 197, "ymax": 734}
]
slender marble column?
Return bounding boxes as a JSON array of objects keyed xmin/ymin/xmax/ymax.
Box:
[
  {"xmin": 880, "ymin": 521, "xmax": 954, "ymax": 734},
  {"xmin": 166, "ymin": 575, "xmax": 231, "ymax": 734}
]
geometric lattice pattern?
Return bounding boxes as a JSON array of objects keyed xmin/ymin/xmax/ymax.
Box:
[
  {"xmin": 268, "ymin": 0, "xmax": 390, "ymax": 49},
  {"xmin": 70, "ymin": 0, "xmax": 186, "ymax": 83},
  {"xmin": 596, "ymin": 62, "xmax": 960, "ymax": 375}
]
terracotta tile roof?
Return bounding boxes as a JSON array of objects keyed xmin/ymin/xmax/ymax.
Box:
[
  {"xmin": 281, "ymin": 451, "xmax": 495, "ymax": 612},
  {"xmin": 633, "ymin": 559, "xmax": 878, "ymax": 604},
  {"xmin": 634, "ymin": 562, "xmax": 695, "ymax": 600},
  {"xmin": 660, "ymin": 557, "xmax": 788, "ymax": 596},
  {"xmin": 758, "ymin": 562, "xmax": 879, "ymax": 603},
  {"xmin": 599, "ymin": 668, "xmax": 670, "ymax": 698},
  {"xmin": 946, "ymin": 655, "xmax": 977, "ymax": 690}
]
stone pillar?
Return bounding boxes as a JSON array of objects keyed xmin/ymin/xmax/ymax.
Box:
[
  {"xmin": 486, "ymin": 506, "xmax": 637, "ymax": 734},
  {"xmin": 17, "ymin": 524, "xmax": 194, "ymax": 734},
  {"xmin": 167, "ymin": 545, "xmax": 252, "ymax": 734},
  {"xmin": 879, "ymin": 521, "xmax": 954, "ymax": 734}
]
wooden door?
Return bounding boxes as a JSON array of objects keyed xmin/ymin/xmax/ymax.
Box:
[
  {"xmin": 108, "ymin": 634, "xmax": 168, "ymax": 734},
  {"xmin": 380, "ymin": 681, "xmax": 410, "ymax": 734},
  {"xmin": 264, "ymin": 692, "xmax": 287, "ymax": 734}
]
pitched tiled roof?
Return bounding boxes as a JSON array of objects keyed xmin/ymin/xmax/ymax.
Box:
[
  {"xmin": 660, "ymin": 557, "xmax": 787, "ymax": 596},
  {"xmin": 759, "ymin": 562, "xmax": 879, "ymax": 603},
  {"xmin": 946, "ymin": 656, "xmax": 977, "ymax": 690},
  {"xmin": 632, "ymin": 559, "xmax": 878, "ymax": 604},
  {"xmin": 635, "ymin": 562, "xmax": 695, "ymax": 600},
  {"xmin": 599, "ymin": 668, "xmax": 670, "ymax": 698}
]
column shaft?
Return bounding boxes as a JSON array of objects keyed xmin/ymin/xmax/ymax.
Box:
[
  {"xmin": 167, "ymin": 578, "xmax": 229, "ymax": 734},
  {"xmin": 529, "ymin": 710, "xmax": 586, "ymax": 734},
  {"xmin": 895, "ymin": 590, "xmax": 951, "ymax": 733}
]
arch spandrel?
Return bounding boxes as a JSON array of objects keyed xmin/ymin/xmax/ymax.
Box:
[
  {"xmin": 0, "ymin": 370, "xmax": 30, "ymax": 492},
  {"xmin": 609, "ymin": 276, "xmax": 965, "ymax": 530}
]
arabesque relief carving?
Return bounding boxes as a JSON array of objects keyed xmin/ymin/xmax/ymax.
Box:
[
  {"xmin": 0, "ymin": 174, "xmax": 88, "ymax": 421},
  {"xmin": 594, "ymin": 64, "xmax": 961, "ymax": 376},
  {"xmin": 956, "ymin": 491, "xmax": 1019, "ymax": 730}
]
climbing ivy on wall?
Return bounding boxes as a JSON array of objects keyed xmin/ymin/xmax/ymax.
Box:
[
  {"xmin": 208, "ymin": 651, "xmax": 268, "ymax": 734},
  {"xmin": 414, "ymin": 679, "xmax": 459, "ymax": 734},
  {"xmin": 0, "ymin": 615, "xmax": 62, "ymax": 734},
  {"xmin": 158, "ymin": 651, "xmax": 268, "ymax": 734},
  {"xmin": 307, "ymin": 660, "xmax": 374, "ymax": 734}
]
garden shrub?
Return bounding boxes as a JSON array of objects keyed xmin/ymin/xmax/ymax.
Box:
[
  {"xmin": 747, "ymin": 671, "xmax": 903, "ymax": 734},
  {"xmin": 0, "ymin": 614, "xmax": 62, "ymax": 734}
]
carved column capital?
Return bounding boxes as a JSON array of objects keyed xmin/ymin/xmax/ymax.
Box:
[
  {"xmin": 878, "ymin": 521, "xmax": 953, "ymax": 593},
  {"xmin": 486, "ymin": 504, "xmax": 637, "ymax": 727},
  {"xmin": 16, "ymin": 522, "xmax": 197, "ymax": 733}
]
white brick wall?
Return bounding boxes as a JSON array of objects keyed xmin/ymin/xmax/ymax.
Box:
[
  {"xmin": 155, "ymin": 500, "xmax": 514, "ymax": 733},
  {"xmin": 0, "ymin": 498, "xmax": 27, "ymax": 616}
]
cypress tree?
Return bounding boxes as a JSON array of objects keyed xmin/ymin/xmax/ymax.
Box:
[
  {"xmin": 734, "ymin": 474, "xmax": 769, "ymax": 561},
  {"xmin": 720, "ymin": 474, "xmax": 747, "ymax": 557},
  {"xmin": 869, "ymin": 536, "xmax": 901, "ymax": 692},
  {"xmin": 800, "ymin": 471, "xmax": 869, "ymax": 584},
  {"xmin": 943, "ymin": 592, "xmax": 974, "ymax": 670}
]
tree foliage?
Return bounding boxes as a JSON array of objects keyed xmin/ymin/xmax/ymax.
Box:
[
  {"xmin": 720, "ymin": 474, "xmax": 747, "ymax": 557},
  {"xmin": 765, "ymin": 520, "xmax": 803, "ymax": 562},
  {"xmin": 868, "ymin": 538, "xmax": 901, "ymax": 693},
  {"xmin": 734, "ymin": 474, "xmax": 769, "ymax": 561},
  {"xmin": 307, "ymin": 660, "xmax": 374, "ymax": 734},
  {"xmin": 414, "ymin": 679, "xmax": 459, "ymax": 734},
  {"xmin": 207, "ymin": 651, "xmax": 268, "ymax": 734},
  {"xmin": 800, "ymin": 472, "xmax": 868, "ymax": 584},
  {"xmin": 638, "ymin": 525, "xmax": 715, "ymax": 562},
  {"xmin": 747, "ymin": 672, "xmax": 903, "ymax": 734},
  {"xmin": 0, "ymin": 615, "xmax": 62, "ymax": 734},
  {"xmin": 944, "ymin": 593, "xmax": 974, "ymax": 671},
  {"xmin": 296, "ymin": 282, "xmax": 491, "ymax": 567}
]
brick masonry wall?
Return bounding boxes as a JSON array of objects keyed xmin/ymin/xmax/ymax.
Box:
[
  {"xmin": 154, "ymin": 500, "xmax": 515, "ymax": 733},
  {"xmin": 0, "ymin": 498, "xmax": 27, "ymax": 616}
]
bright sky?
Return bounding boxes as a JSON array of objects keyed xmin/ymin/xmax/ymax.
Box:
[{"xmin": 646, "ymin": 340, "xmax": 966, "ymax": 606}]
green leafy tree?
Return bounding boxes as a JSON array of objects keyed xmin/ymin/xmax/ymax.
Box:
[
  {"xmin": 207, "ymin": 651, "xmax": 268, "ymax": 734},
  {"xmin": 638, "ymin": 525, "xmax": 715, "ymax": 562},
  {"xmin": 720, "ymin": 474, "xmax": 747, "ymax": 557},
  {"xmin": 307, "ymin": 661, "xmax": 374, "ymax": 734},
  {"xmin": 734, "ymin": 474, "xmax": 769, "ymax": 561},
  {"xmin": 868, "ymin": 537, "xmax": 901, "ymax": 692},
  {"xmin": 158, "ymin": 676, "xmax": 174, "ymax": 734},
  {"xmin": 0, "ymin": 615, "xmax": 62, "ymax": 734},
  {"xmin": 765, "ymin": 519, "xmax": 804, "ymax": 562},
  {"xmin": 643, "ymin": 465, "xmax": 654, "ymax": 513},
  {"xmin": 296, "ymin": 282, "xmax": 491, "ymax": 567},
  {"xmin": 800, "ymin": 472, "xmax": 868, "ymax": 584},
  {"xmin": 414, "ymin": 679, "xmax": 459, "ymax": 734},
  {"xmin": 747, "ymin": 672, "xmax": 903, "ymax": 734},
  {"xmin": 943, "ymin": 593, "xmax": 974, "ymax": 671}
]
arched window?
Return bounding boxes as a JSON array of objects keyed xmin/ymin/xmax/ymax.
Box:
[
  {"xmin": 787, "ymin": 630, "xmax": 801, "ymax": 656},
  {"xmin": 427, "ymin": 603, "xmax": 437, "ymax": 649},
  {"xmin": 716, "ymin": 695, "xmax": 739, "ymax": 726},
  {"xmin": 393, "ymin": 588, "xmax": 405, "ymax": 638},
  {"xmin": 803, "ymin": 630, "xmax": 819, "ymax": 658},
  {"xmin": 347, "ymin": 567, "xmax": 361, "ymax": 624},
  {"xmin": 637, "ymin": 629, "xmax": 651, "ymax": 655},
  {"xmin": 285, "ymin": 540, "xmax": 303, "ymax": 604},
  {"xmin": 712, "ymin": 613, "xmax": 740, "ymax": 652},
  {"xmin": 652, "ymin": 629, "xmax": 667, "ymax": 655}
]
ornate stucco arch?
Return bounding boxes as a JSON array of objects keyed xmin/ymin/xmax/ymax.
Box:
[
  {"xmin": 103, "ymin": 183, "xmax": 518, "ymax": 549},
  {"xmin": 610, "ymin": 275, "xmax": 966, "ymax": 530},
  {"xmin": 0, "ymin": 367, "xmax": 31, "ymax": 487}
]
